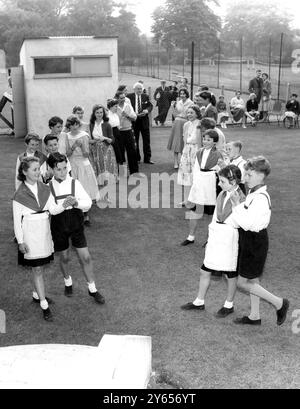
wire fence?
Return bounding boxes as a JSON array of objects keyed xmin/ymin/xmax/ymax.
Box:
[{"xmin": 119, "ymin": 38, "xmax": 300, "ymax": 103}]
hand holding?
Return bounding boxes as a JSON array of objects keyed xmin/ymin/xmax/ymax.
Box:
[{"xmin": 230, "ymin": 190, "xmax": 241, "ymax": 207}]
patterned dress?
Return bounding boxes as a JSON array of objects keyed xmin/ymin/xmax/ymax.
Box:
[
  {"xmin": 167, "ymin": 98, "xmax": 194, "ymax": 153},
  {"xmin": 67, "ymin": 131, "xmax": 99, "ymax": 201}
]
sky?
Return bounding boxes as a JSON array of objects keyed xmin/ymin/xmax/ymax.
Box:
[{"xmin": 122, "ymin": 0, "xmax": 300, "ymax": 36}]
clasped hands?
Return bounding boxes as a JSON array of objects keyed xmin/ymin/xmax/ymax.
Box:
[
  {"xmin": 230, "ymin": 190, "xmax": 241, "ymax": 206},
  {"xmin": 62, "ymin": 195, "xmax": 78, "ymax": 208}
]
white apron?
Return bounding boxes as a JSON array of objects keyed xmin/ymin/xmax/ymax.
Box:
[
  {"xmin": 22, "ymin": 212, "xmax": 53, "ymax": 260},
  {"xmin": 188, "ymin": 160, "xmax": 216, "ymax": 205},
  {"xmin": 204, "ymin": 221, "xmax": 239, "ymax": 271}
]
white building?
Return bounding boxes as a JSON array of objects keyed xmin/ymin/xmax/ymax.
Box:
[{"xmin": 19, "ymin": 36, "xmax": 118, "ymax": 137}]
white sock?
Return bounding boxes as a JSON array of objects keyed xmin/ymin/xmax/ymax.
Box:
[
  {"xmin": 187, "ymin": 235, "xmax": 195, "ymax": 242},
  {"xmin": 64, "ymin": 276, "xmax": 72, "ymax": 287},
  {"xmin": 88, "ymin": 282, "xmax": 97, "ymax": 293},
  {"xmin": 193, "ymin": 297, "xmax": 204, "ymax": 306},
  {"xmin": 32, "ymin": 291, "xmax": 39, "ymax": 300},
  {"xmin": 224, "ymin": 300, "xmax": 233, "ymax": 309},
  {"xmin": 40, "ymin": 299, "xmax": 49, "ymax": 310}
]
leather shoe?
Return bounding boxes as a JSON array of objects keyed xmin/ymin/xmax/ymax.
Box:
[
  {"xmin": 64, "ymin": 285, "xmax": 73, "ymax": 297},
  {"xmin": 181, "ymin": 239, "xmax": 194, "ymax": 246},
  {"xmin": 144, "ymin": 160, "xmax": 155, "ymax": 164},
  {"xmin": 154, "ymin": 119, "xmax": 159, "ymax": 126},
  {"xmin": 181, "ymin": 302, "xmax": 205, "ymax": 311},
  {"xmin": 233, "ymin": 316, "xmax": 261, "ymax": 325},
  {"xmin": 42, "ymin": 307, "xmax": 53, "ymax": 321},
  {"xmin": 276, "ymin": 298, "xmax": 289, "ymax": 326},
  {"xmin": 89, "ymin": 290, "xmax": 105, "ymax": 304},
  {"xmin": 215, "ymin": 306, "xmax": 234, "ymax": 318},
  {"xmin": 32, "ymin": 296, "xmax": 54, "ymax": 305}
]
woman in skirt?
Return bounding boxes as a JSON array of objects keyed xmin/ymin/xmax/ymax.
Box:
[
  {"xmin": 230, "ymin": 156, "xmax": 289, "ymax": 326},
  {"xmin": 167, "ymin": 88, "xmax": 193, "ymax": 169},
  {"xmin": 177, "ymin": 105, "xmax": 201, "ymax": 205},
  {"xmin": 13, "ymin": 157, "xmax": 67, "ymax": 321},
  {"xmin": 181, "ymin": 165, "xmax": 245, "ymax": 317}
]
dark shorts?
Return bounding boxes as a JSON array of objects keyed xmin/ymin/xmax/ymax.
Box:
[
  {"xmin": 51, "ymin": 209, "xmax": 87, "ymax": 252},
  {"xmin": 201, "ymin": 264, "xmax": 238, "ymax": 279},
  {"xmin": 237, "ymin": 228, "xmax": 268, "ymax": 279}
]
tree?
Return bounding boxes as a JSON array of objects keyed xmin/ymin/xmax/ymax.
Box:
[
  {"xmin": 151, "ymin": 0, "xmax": 221, "ymax": 53},
  {"xmin": 222, "ymin": 0, "xmax": 296, "ymax": 62}
]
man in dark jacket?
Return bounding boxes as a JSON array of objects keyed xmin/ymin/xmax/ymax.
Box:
[
  {"xmin": 248, "ymin": 69, "xmax": 264, "ymax": 104},
  {"xmin": 127, "ymin": 82, "xmax": 154, "ymax": 164},
  {"xmin": 153, "ymin": 80, "xmax": 171, "ymax": 126}
]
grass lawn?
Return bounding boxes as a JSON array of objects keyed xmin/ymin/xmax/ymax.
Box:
[{"xmin": 0, "ymin": 123, "xmax": 300, "ymax": 389}]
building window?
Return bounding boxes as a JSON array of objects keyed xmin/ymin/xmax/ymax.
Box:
[
  {"xmin": 34, "ymin": 58, "xmax": 71, "ymax": 75},
  {"xmin": 33, "ymin": 56, "xmax": 111, "ymax": 78}
]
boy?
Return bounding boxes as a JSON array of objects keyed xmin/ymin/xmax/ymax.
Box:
[
  {"xmin": 230, "ymin": 156, "xmax": 289, "ymax": 325},
  {"xmin": 46, "ymin": 152, "xmax": 105, "ymax": 304},
  {"xmin": 15, "ymin": 133, "xmax": 46, "ymax": 190},
  {"xmin": 226, "ymin": 141, "xmax": 246, "ymax": 194},
  {"xmin": 46, "ymin": 116, "xmax": 69, "ymax": 155},
  {"xmin": 42, "ymin": 134, "xmax": 71, "ymax": 183}
]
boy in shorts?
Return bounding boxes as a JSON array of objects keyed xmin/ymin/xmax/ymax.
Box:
[{"xmin": 46, "ymin": 152, "xmax": 105, "ymax": 304}]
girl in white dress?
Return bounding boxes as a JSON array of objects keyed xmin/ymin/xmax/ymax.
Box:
[
  {"xmin": 181, "ymin": 165, "xmax": 245, "ymax": 317},
  {"xmin": 66, "ymin": 115, "xmax": 99, "ymax": 225},
  {"xmin": 177, "ymin": 105, "xmax": 201, "ymax": 204},
  {"xmin": 13, "ymin": 157, "xmax": 67, "ymax": 321}
]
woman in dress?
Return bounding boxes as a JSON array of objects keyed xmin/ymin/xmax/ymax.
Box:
[
  {"xmin": 89, "ymin": 104, "xmax": 118, "ymax": 193},
  {"xmin": 66, "ymin": 115, "xmax": 99, "ymax": 225},
  {"xmin": 72, "ymin": 105, "xmax": 90, "ymax": 133},
  {"xmin": 177, "ymin": 105, "xmax": 202, "ymax": 205},
  {"xmin": 13, "ymin": 156, "xmax": 67, "ymax": 321},
  {"xmin": 260, "ymin": 73, "xmax": 272, "ymax": 121},
  {"xmin": 230, "ymin": 91, "xmax": 247, "ymax": 128},
  {"xmin": 167, "ymin": 88, "xmax": 193, "ymax": 169},
  {"xmin": 107, "ymin": 99, "xmax": 123, "ymax": 166}
]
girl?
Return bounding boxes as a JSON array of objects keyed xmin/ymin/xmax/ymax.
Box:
[
  {"xmin": 13, "ymin": 157, "xmax": 67, "ymax": 321},
  {"xmin": 15, "ymin": 133, "xmax": 47, "ymax": 190},
  {"xmin": 107, "ymin": 99, "xmax": 123, "ymax": 166},
  {"xmin": 66, "ymin": 115, "xmax": 99, "ymax": 225},
  {"xmin": 177, "ymin": 105, "xmax": 201, "ymax": 205},
  {"xmin": 216, "ymin": 95, "xmax": 229, "ymax": 128},
  {"xmin": 73, "ymin": 105, "xmax": 90, "ymax": 133},
  {"xmin": 167, "ymin": 88, "xmax": 193, "ymax": 169},
  {"xmin": 181, "ymin": 129, "xmax": 223, "ymax": 246},
  {"xmin": 181, "ymin": 165, "xmax": 245, "ymax": 316},
  {"xmin": 198, "ymin": 91, "xmax": 218, "ymax": 122},
  {"xmin": 246, "ymin": 93, "xmax": 260, "ymax": 125},
  {"xmin": 230, "ymin": 156, "xmax": 289, "ymax": 325},
  {"xmin": 89, "ymin": 104, "xmax": 118, "ymax": 194}
]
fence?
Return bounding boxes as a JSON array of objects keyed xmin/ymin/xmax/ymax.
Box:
[{"xmin": 119, "ymin": 38, "xmax": 300, "ymax": 103}]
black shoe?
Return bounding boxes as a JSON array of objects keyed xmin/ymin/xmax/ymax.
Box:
[
  {"xmin": 181, "ymin": 239, "xmax": 194, "ymax": 246},
  {"xmin": 144, "ymin": 160, "xmax": 155, "ymax": 164},
  {"xmin": 154, "ymin": 119, "xmax": 159, "ymax": 126},
  {"xmin": 276, "ymin": 298, "xmax": 290, "ymax": 326},
  {"xmin": 215, "ymin": 306, "xmax": 234, "ymax": 318},
  {"xmin": 32, "ymin": 296, "xmax": 54, "ymax": 305},
  {"xmin": 42, "ymin": 308, "xmax": 53, "ymax": 321},
  {"xmin": 181, "ymin": 302, "xmax": 205, "ymax": 311},
  {"xmin": 64, "ymin": 285, "xmax": 73, "ymax": 297},
  {"xmin": 89, "ymin": 290, "xmax": 105, "ymax": 304},
  {"xmin": 233, "ymin": 316, "xmax": 261, "ymax": 325}
]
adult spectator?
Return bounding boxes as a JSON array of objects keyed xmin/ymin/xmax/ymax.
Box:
[
  {"xmin": 230, "ymin": 91, "xmax": 247, "ymax": 129},
  {"xmin": 198, "ymin": 91, "xmax": 218, "ymax": 122},
  {"xmin": 216, "ymin": 95, "xmax": 229, "ymax": 128},
  {"xmin": 153, "ymin": 79, "xmax": 172, "ymax": 126},
  {"xmin": 261, "ymin": 73, "xmax": 272, "ymax": 121},
  {"xmin": 115, "ymin": 91, "xmax": 140, "ymax": 175},
  {"xmin": 248, "ymin": 69, "xmax": 264, "ymax": 104},
  {"xmin": 127, "ymin": 82, "xmax": 154, "ymax": 164},
  {"xmin": 246, "ymin": 93, "xmax": 260, "ymax": 125},
  {"xmin": 116, "ymin": 84, "xmax": 131, "ymax": 105},
  {"xmin": 284, "ymin": 93, "xmax": 300, "ymax": 128}
]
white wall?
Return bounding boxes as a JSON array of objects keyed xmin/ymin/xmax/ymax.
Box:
[{"xmin": 19, "ymin": 37, "xmax": 118, "ymax": 137}]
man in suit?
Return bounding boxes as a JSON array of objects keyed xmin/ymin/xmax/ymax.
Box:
[
  {"xmin": 248, "ymin": 69, "xmax": 264, "ymax": 104},
  {"xmin": 153, "ymin": 79, "xmax": 171, "ymax": 126},
  {"xmin": 127, "ymin": 82, "xmax": 154, "ymax": 164}
]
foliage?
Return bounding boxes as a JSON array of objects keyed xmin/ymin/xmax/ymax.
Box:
[
  {"xmin": 0, "ymin": 0, "xmax": 143, "ymax": 66},
  {"xmin": 222, "ymin": 0, "xmax": 296, "ymax": 62},
  {"xmin": 151, "ymin": 0, "xmax": 221, "ymax": 53}
]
